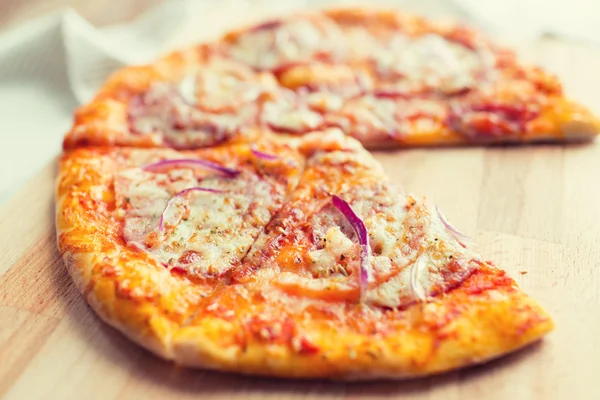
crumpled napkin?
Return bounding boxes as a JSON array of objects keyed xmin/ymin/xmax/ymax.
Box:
[{"xmin": 0, "ymin": 0, "xmax": 597, "ymax": 203}]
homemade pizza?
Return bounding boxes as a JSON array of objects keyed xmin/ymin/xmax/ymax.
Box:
[
  {"xmin": 64, "ymin": 8, "xmax": 599, "ymax": 150},
  {"xmin": 54, "ymin": 7, "xmax": 583, "ymax": 379},
  {"xmin": 56, "ymin": 129, "xmax": 553, "ymax": 378}
]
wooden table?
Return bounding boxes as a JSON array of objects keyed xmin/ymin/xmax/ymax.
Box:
[{"xmin": 1, "ymin": 4, "xmax": 600, "ymax": 400}]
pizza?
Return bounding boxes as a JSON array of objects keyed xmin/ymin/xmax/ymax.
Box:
[
  {"xmin": 64, "ymin": 8, "xmax": 599, "ymax": 150},
  {"xmin": 56, "ymin": 128, "xmax": 553, "ymax": 379},
  {"xmin": 55, "ymin": 7, "xmax": 565, "ymax": 379}
]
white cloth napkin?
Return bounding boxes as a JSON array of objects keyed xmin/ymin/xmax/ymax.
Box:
[{"xmin": 0, "ymin": 0, "xmax": 598, "ymax": 204}]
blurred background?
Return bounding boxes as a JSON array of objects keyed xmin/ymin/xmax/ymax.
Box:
[
  {"xmin": 0, "ymin": 0, "xmax": 598, "ymax": 204},
  {"xmin": 0, "ymin": 0, "xmax": 162, "ymax": 32}
]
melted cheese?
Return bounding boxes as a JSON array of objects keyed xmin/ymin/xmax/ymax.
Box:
[
  {"xmin": 115, "ymin": 163, "xmax": 280, "ymax": 278},
  {"xmin": 328, "ymin": 95, "xmax": 398, "ymax": 138},
  {"xmin": 227, "ymin": 18, "xmax": 343, "ymax": 70},
  {"xmin": 129, "ymin": 58, "xmax": 271, "ymax": 148},
  {"xmin": 191, "ymin": 57, "xmax": 277, "ymax": 111},
  {"xmin": 328, "ymin": 95, "xmax": 448, "ymax": 140},
  {"xmin": 291, "ymin": 179, "xmax": 479, "ymax": 308},
  {"xmin": 307, "ymin": 226, "xmax": 355, "ymax": 276},
  {"xmin": 305, "ymin": 91, "xmax": 344, "ymax": 113},
  {"xmin": 375, "ymin": 34, "xmax": 483, "ymax": 94},
  {"xmin": 262, "ymin": 95, "xmax": 324, "ymax": 133}
]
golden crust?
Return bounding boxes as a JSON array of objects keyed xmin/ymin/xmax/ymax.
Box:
[{"xmin": 172, "ymin": 269, "xmax": 553, "ymax": 379}]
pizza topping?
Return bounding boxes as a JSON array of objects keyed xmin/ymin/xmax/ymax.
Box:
[
  {"xmin": 177, "ymin": 74, "xmax": 198, "ymax": 105},
  {"xmin": 128, "ymin": 82, "xmax": 180, "ymax": 135},
  {"xmin": 271, "ymin": 175, "xmax": 480, "ymax": 309},
  {"xmin": 331, "ymin": 195, "xmax": 370, "ymax": 302},
  {"xmin": 304, "ymin": 91, "xmax": 345, "ymax": 113},
  {"xmin": 158, "ymin": 187, "xmax": 223, "ymax": 231},
  {"xmin": 274, "ymin": 62, "xmax": 372, "ymax": 95},
  {"xmin": 189, "ymin": 58, "xmax": 276, "ymax": 112},
  {"xmin": 223, "ymin": 17, "xmax": 344, "ymax": 70},
  {"xmin": 262, "ymin": 92, "xmax": 325, "ymax": 134},
  {"xmin": 365, "ymin": 197, "xmax": 481, "ymax": 308},
  {"xmin": 448, "ymin": 102, "xmax": 540, "ymax": 138},
  {"xmin": 143, "ymin": 158, "xmax": 240, "ymax": 177},
  {"xmin": 326, "ymin": 95, "xmax": 399, "ymax": 139},
  {"xmin": 436, "ymin": 206, "xmax": 471, "ymax": 247},
  {"xmin": 308, "ymin": 226, "xmax": 355, "ymax": 277},
  {"xmin": 409, "ymin": 249, "xmax": 429, "ymax": 302},
  {"xmin": 372, "ymin": 34, "xmax": 483, "ymax": 95},
  {"xmin": 128, "ymin": 75, "xmax": 260, "ymax": 149},
  {"xmin": 250, "ymin": 146, "xmax": 279, "ymax": 161},
  {"xmin": 326, "ymin": 95, "xmax": 447, "ymax": 141},
  {"xmin": 115, "ymin": 154, "xmax": 293, "ymax": 278}
]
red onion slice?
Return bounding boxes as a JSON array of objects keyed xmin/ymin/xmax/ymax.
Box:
[
  {"xmin": 331, "ymin": 195, "xmax": 370, "ymax": 302},
  {"xmin": 436, "ymin": 206, "xmax": 471, "ymax": 247},
  {"xmin": 143, "ymin": 158, "xmax": 239, "ymax": 177},
  {"xmin": 248, "ymin": 19, "xmax": 282, "ymax": 33},
  {"xmin": 410, "ymin": 250, "xmax": 429, "ymax": 302},
  {"xmin": 159, "ymin": 187, "xmax": 223, "ymax": 231},
  {"xmin": 250, "ymin": 146, "xmax": 279, "ymax": 161}
]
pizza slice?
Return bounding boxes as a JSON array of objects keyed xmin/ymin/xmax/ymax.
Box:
[
  {"xmin": 57, "ymin": 128, "xmax": 552, "ymax": 379},
  {"xmin": 56, "ymin": 137, "xmax": 305, "ymax": 355}
]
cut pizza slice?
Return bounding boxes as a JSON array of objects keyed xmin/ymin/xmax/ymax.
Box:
[
  {"xmin": 56, "ymin": 137, "xmax": 305, "ymax": 355},
  {"xmin": 172, "ymin": 129, "xmax": 554, "ymax": 379}
]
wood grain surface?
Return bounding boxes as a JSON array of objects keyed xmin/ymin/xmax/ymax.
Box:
[{"xmin": 1, "ymin": 30, "xmax": 600, "ymax": 400}]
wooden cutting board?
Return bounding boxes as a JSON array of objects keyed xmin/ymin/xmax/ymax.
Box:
[{"xmin": 1, "ymin": 38, "xmax": 600, "ymax": 400}]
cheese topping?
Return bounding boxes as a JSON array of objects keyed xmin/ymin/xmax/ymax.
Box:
[
  {"xmin": 190, "ymin": 57, "xmax": 277, "ymax": 112},
  {"xmin": 326, "ymin": 95, "xmax": 448, "ymax": 141},
  {"xmin": 276, "ymin": 63, "xmax": 371, "ymax": 95},
  {"xmin": 374, "ymin": 34, "xmax": 483, "ymax": 94},
  {"xmin": 127, "ymin": 16, "xmax": 499, "ymax": 146},
  {"xmin": 128, "ymin": 58, "xmax": 274, "ymax": 148},
  {"xmin": 305, "ymin": 91, "xmax": 345, "ymax": 113},
  {"xmin": 325, "ymin": 95, "xmax": 400, "ymax": 139},
  {"xmin": 308, "ymin": 226, "xmax": 355, "ymax": 277},
  {"xmin": 274, "ymin": 179, "xmax": 479, "ymax": 308},
  {"xmin": 129, "ymin": 81, "xmax": 255, "ymax": 148},
  {"xmin": 115, "ymin": 158, "xmax": 285, "ymax": 278},
  {"xmin": 225, "ymin": 18, "xmax": 344, "ymax": 70},
  {"xmin": 224, "ymin": 14, "xmax": 485, "ymax": 96},
  {"xmin": 262, "ymin": 93, "xmax": 324, "ymax": 133}
]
